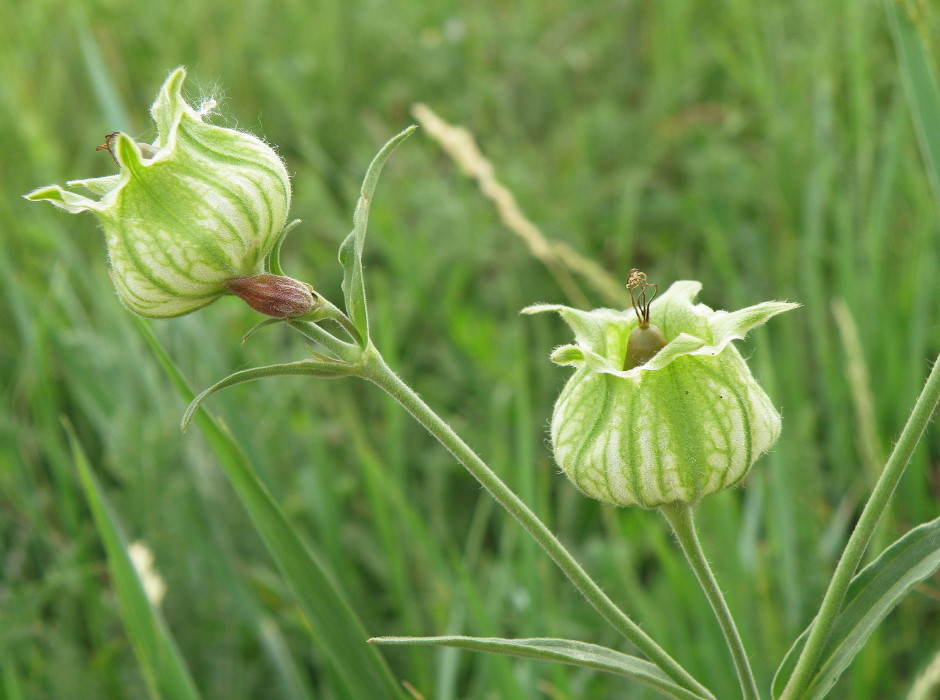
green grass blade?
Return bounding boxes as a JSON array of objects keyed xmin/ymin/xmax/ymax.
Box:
[
  {"xmin": 885, "ymin": 0, "xmax": 940, "ymax": 212},
  {"xmin": 1, "ymin": 656, "xmax": 25, "ymax": 700},
  {"xmin": 772, "ymin": 518, "xmax": 940, "ymax": 699},
  {"xmin": 134, "ymin": 318, "xmax": 407, "ymax": 700},
  {"xmin": 371, "ymin": 635, "xmax": 709, "ymax": 700},
  {"xmin": 258, "ymin": 617, "xmax": 318, "ymax": 700},
  {"xmin": 67, "ymin": 429, "xmax": 202, "ymax": 700}
]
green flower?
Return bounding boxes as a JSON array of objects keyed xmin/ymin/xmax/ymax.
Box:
[
  {"xmin": 525, "ymin": 278, "xmax": 798, "ymax": 509},
  {"xmin": 25, "ymin": 67, "xmax": 291, "ymax": 318}
]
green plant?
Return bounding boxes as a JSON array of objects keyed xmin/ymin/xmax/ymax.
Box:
[{"xmin": 24, "ymin": 61, "xmax": 940, "ymax": 699}]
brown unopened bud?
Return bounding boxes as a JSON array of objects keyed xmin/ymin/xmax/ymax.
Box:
[{"xmin": 223, "ymin": 274, "xmax": 319, "ymax": 318}]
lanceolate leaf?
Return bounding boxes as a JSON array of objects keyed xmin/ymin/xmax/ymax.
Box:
[
  {"xmin": 68, "ymin": 430, "xmax": 202, "ymax": 700},
  {"xmin": 241, "ymin": 318, "xmax": 285, "ymax": 343},
  {"xmin": 772, "ymin": 518, "xmax": 940, "ymax": 699},
  {"xmin": 339, "ymin": 126, "xmax": 417, "ymax": 346},
  {"xmin": 371, "ymin": 636, "xmax": 709, "ymax": 700},
  {"xmin": 885, "ymin": 0, "xmax": 940, "ymax": 214},
  {"xmin": 180, "ymin": 359, "xmax": 355, "ymax": 432},
  {"xmin": 136, "ymin": 318, "xmax": 407, "ymax": 700},
  {"xmin": 266, "ymin": 220, "xmax": 302, "ymax": 276}
]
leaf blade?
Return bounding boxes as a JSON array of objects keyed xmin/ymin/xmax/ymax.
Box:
[
  {"xmin": 135, "ymin": 318, "xmax": 407, "ymax": 700},
  {"xmin": 885, "ymin": 0, "xmax": 940, "ymax": 215},
  {"xmin": 340, "ymin": 126, "xmax": 417, "ymax": 345},
  {"xmin": 180, "ymin": 359, "xmax": 354, "ymax": 431},
  {"xmin": 266, "ymin": 219, "xmax": 301, "ymax": 276},
  {"xmin": 773, "ymin": 518, "xmax": 940, "ymax": 699},
  {"xmin": 68, "ymin": 429, "xmax": 202, "ymax": 700},
  {"xmin": 371, "ymin": 635, "xmax": 709, "ymax": 700}
]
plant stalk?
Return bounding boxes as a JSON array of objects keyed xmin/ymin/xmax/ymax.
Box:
[
  {"xmin": 288, "ymin": 319, "xmax": 360, "ymax": 362},
  {"xmin": 361, "ymin": 349, "xmax": 714, "ymax": 699},
  {"xmin": 660, "ymin": 501, "xmax": 761, "ymax": 700},
  {"xmin": 780, "ymin": 353, "xmax": 940, "ymax": 699}
]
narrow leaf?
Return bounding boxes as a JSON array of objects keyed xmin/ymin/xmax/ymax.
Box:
[
  {"xmin": 337, "ymin": 230, "xmax": 362, "ymax": 337},
  {"xmin": 241, "ymin": 318, "xmax": 284, "ymax": 344},
  {"xmin": 773, "ymin": 518, "xmax": 940, "ymax": 699},
  {"xmin": 68, "ymin": 428, "xmax": 202, "ymax": 700},
  {"xmin": 371, "ymin": 636, "xmax": 709, "ymax": 700},
  {"xmin": 135, "ymin": 318, "xmax": 407, "ymax": 700},
  {"xmin": 885, "ymin": 0, "xmax": 940, "ymax": 215},
  {"xmin": 340, "ymin": 125, "xmax": 417, "ymax": 345},
  {"xmin": 266, "ymin": 219, "xmax": 302, "ymax": 276},
  {"xmin": 180, "ymin": 359, "xmax": 355, "ymax": 432}
]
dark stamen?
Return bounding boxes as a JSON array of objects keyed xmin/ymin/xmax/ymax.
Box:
[
  {"xmin": 626, "ymin": 268, "xmax": 658, "ymax": 328},
  {"xmin": 96, "ymin": 132, "xmax": 120, "ymax": 164}
]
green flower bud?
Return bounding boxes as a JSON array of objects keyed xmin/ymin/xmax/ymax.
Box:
[
  {"xmin": 524, "ymin": 278, "xmax": 798, "ymax": 509},
  {"xmin": 24, "ymin": 67, "xmax": 291, "ymax": 318}
]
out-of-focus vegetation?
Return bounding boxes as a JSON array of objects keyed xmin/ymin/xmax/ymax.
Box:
[{"xmin": 2, "ymin": 0, "xmax": 938, "ymax": 698}]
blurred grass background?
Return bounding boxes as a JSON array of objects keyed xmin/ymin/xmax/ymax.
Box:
[{"xmin": 2, "ymin": 0, "xmax": 939, "ymax": 698}]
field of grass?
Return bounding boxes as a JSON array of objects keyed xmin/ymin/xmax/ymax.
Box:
[{"xmin": 3, "ymin": 0, "xmax": 939, "ymax": 698}]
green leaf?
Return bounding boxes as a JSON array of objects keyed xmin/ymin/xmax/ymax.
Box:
[
  {"xmin": 339, "ymin": 125, "xmax": 417, "ymax": 346},
  {"xmin": 67, "ymin": 428, "xmax": 202, "ymax": 700},
  {"xmin": 371, "ymin": 636, "xmax": 709, "ymax": 700},
  {"xmin": 885, "ymin": 0, "xmax": 940, "ymax": 214},
  {"xmin": 180, "ymin": 359, "xmax": 355, "ymax": 432},
  {"xmin": 772, "ymin": 518, "xmax": 940, "ymax": 699},
  {"xmin": 135, "ymin": 318, "xmax": 407, "ymax": 700},
  {"xmin": 266, "ymin": 219, "xmax": 302, "ymax": 276},
  {"xmin": 241, "ymin": 318, "xmax": 284, "ymax": 343}
]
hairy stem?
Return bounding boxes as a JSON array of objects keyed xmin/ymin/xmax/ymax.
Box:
[
  {"xmin": 361, "ymin": 349, "xmax": 714, "ymax": 699},
  {"xmin": 287, "ymin": 319, "xmax": 359, "ymax": 362},
  {"xmin": 660, "ymin": 502, "xmax": 760, "ymax": 700},
  {"xmin": 780, "ymin": 353, "xmax": 940, "ymax": 699}
]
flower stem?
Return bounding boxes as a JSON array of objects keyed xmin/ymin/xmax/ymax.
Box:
[
  {"xmin": 361, "ymin": 350, "xmax": 715, "ymax": 699},
  {"xmin": 660, "ymin": 502, "xmax": 761, "ymax": 700},
  {"xmin": 287, "ymin": 320, "xmax": 360, "ymax": 362},
  {"xmin": 780, "ymin": 353, "xmax": 940, "ymax": 700},
  {"xmin": 318, "ymin": 297, "xmax": 365, "ymax": 345}
]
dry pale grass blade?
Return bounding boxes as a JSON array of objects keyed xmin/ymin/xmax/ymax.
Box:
[
  {"xmin": 551, "ymin": 240, "xmax": 629, "ymax": 307},
  {"xmin": 831, "ymin": 298, "xmax": 884, "ymax": 481},
  {"xmin": 412, "ymin": 103, "xmax": 628, "ymax": 309},
  {"xmin": 908, "ymin": 647, "xmax": 940, "ymax": 700}
]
